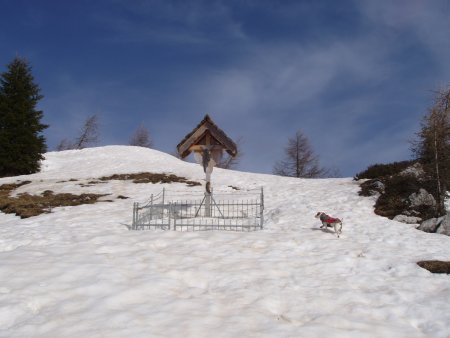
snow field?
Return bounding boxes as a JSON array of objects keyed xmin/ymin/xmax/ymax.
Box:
[{"xmin": 0, "ymin": 146, "xmax": 449, "ymax": 337}]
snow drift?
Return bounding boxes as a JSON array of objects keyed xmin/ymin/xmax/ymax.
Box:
[{"xmin": 0, "ymin": 146, "xmax": 449, "ymax": 337}]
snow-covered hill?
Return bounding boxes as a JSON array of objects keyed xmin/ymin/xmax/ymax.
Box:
[{"xmin": 1, "ymin": 146, "xmax": 449, "ymax": 337}]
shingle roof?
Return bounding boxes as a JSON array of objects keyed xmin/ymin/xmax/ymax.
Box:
[{"xmin": 176, "ymin": 114, "xmax": 237, "ymax": 158}]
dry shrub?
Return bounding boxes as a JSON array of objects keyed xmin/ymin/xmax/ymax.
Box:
[
  {"xmin": 0, "ymin": 181, "xmax": 31, "ymax": 192},
  {"xmin": 373, "ymin": 174, "xmax": 436, "ymax": 220},
  {"xmin": 355, "ymin": 160, "xmax": 416, "ymax": 180},
  {"xmin": 0, "ymin": 182, "xmax": 107, "ymax": 218},
  {"xmin": 99, "ymin": 172, "xmax": 201, "ymax": 186},
  {"xmin": 417, "ymin": 260, "xmax": 450, "ymax": 274}
]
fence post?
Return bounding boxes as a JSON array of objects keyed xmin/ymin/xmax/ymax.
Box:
[
  {"xmin": 132, "ymin": 202, "xmax": 138, "ymax": 230},
  {"xmin": 172, "ymin": 202, "xmax": 176, "ymax": 231},
  {"xmin": 260, "ymin": 187, "xmax": 264, "ymax": 229},
  {"xmin": 149, "ymin": 194, "xmax": 153, "ymax": 221},
  {"xmin": 168, "ymin": 202, "xmax": 172, "ymax": 230}
]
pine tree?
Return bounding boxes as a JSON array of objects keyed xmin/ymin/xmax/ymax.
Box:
[{"xmin": 0, "ymin": 57, "xmax": 48, "ymax": 177}]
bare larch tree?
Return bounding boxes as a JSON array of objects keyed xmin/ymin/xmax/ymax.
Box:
[
  {"xmin": 56, "ymin": 114, "xmax": 99, "ymax": 150},
  {"xmin": 216, "ymin": 136, "xmax": 243, "ymax": 170},
  {"xmin": 412, "ymin": 88, "xmax": 450, "ymax": 215},
  {"xmin": 74, "ymin": 115, "xmax": 99, "ymax": 149},
  {"xmin": 273, "ymin": 130, "xmax": 328, "ymax": 178},
  {"xmin": 129, "ymin": 124, "xmax": 153, "ymax": 148}
]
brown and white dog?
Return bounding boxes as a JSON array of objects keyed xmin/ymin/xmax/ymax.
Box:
[{"xmin": 315, "ymin": 212, "xmax": 343, "ymax": 238}]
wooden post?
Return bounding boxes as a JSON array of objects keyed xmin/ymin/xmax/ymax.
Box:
[{"xmin": 205, "ymin": 191, "xmax": 211, "ymax": 217}]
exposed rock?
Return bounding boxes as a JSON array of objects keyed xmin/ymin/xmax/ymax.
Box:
[
  {"xmin": 372, "ymin": 180, "xmax": 385, "ymax": 192},
  {"xmin": 400, "ymin": 162, "xmax": 424, "ymax": 178},
  {"xmin": 436, "ymin": 215, "xmax": 450, "ymax": 236},
  {"xmin": 393, "ymin": 215, "xmax": 422, "ymax": 224},
  {"xmin": 417, "ymin": 217, "xmax": 443, "ymax": 233},
  {"xmin": 404, "ymin": 209, "xmax": 421, "ymax": 216},
  {"xmin": 358, "ymin": 162, "xmax": 439, "ymax": 224},
  {"xmin": 359, "ymin": 179, "xmax": 385, "ymax": 196},
  {"xmin": 409, "ymin": 188, "xmax": 436, "ymax": 208},
  {"xmin": 417, "ymin": 260, "xmax": 450, "ymax": 274}
]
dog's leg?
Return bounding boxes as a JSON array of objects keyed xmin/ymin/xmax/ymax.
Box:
[{"xmin": 336, "ymin": 223, "xmax": 342, "ymax": 238}]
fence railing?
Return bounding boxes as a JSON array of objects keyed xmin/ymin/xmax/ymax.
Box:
[{"xmin": 132, "ymin": 188, "xmax": 264, "ymax": 231}]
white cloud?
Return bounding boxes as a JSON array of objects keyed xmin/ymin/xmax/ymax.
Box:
[
  {"xmin": 356, "ymin": 0, "xmax": 450, "ymax": 77},
  {"xmin": 95, "ymin": 0, "xmax": 247, "ymax": 45},
  {"xmin": 36, "ymin": 0, "xmax": 450, "ymax": 175},
  {"xmin": 177, "ymin": 20, "xmax": 439, "ymax": 174}
]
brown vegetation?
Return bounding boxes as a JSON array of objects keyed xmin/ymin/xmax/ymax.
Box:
[
  {"xmin": 417, "ymin": 260, "xmax": 450, "ymax": 274},
  {"xmin": 0, "ymin": 172, "xmax": 200, "ymax": 219},
  {"xmin": 355, "ymin": 160, "xmax": 416, "ymax": 180},
  {"xmin": 0, "ymin": 182, "xmax": 107, "ymax": 218},
  {"xmin": 99, "ymin": 172, "xmax": 201, "ymax": 186}
]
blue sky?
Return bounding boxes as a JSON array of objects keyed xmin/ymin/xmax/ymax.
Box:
[{"xmin": 1, "ymin": 0, "xmax": 449, "ymax": 176}]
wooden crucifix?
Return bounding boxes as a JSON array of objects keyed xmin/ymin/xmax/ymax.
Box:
[{"xmin": 176, "ymin": 115, "xmax": 237, "ymax": 214}]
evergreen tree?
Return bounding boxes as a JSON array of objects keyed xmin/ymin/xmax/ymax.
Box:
[{"xmin": 0, "ymin": 57, "xmax": 47, "ymax": 177}]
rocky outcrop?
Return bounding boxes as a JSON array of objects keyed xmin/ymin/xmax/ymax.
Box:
[
  {"xmin": 359, "ymin": 179, "xmax": 385, "ymax": 196},
  {"xmin": 436, "ymin": 216, "xmax": 450, "ymax": 236},
  {"xmin": 417, "ymin": 217, "xmax": 443, "ymax": 233},
  {"xmin": 393, "ymin": 215, "xmax": 422, "ymax": 224},
  {"xmin": 400, "ymin": 162, "xmax": 424, "ymax": 178},
  {"xmin": 417, "ymin": 215, "xmax": 450, "ymax": 236},
  {"xmin": 357, "ymin": 161, "xmax": 440, "ymax": 224},
  {"xmin": 409, "ymin": 188, "xmax": 436, "ymax": 208}
]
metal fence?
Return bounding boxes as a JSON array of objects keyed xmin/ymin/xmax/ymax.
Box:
[{"xmin": 132, "ymin": 188, "xmax": 264, "ymax": 231}]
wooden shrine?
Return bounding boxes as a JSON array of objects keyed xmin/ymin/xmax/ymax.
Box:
[
  {"xmin": 176, "ymin": 114, "xmax": 237, "ymax": 196},
  {"xmin": 177, "ymin": 114, "xmax": 237, "ymax": 158}
]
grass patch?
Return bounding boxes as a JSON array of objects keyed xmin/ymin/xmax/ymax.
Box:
[
  {"xmin": 0, "ymin": 183, "xmax": 108, "ymax": 218},
  {"xmin": 0, "ymin": 172, "xmax": 201, "ymax": 218},
  {"xmin": 417, "ymin": 260, "xmax": 450, "ymax": 274},
  {"xmin": 57, "ymin": 179, "xmax": 79, "ymax": 183},
  {"xmin": 88, "ymin": 180, "xmax": 107, "ymax": 184},
  {"xmin": 0, "ymin": 181, "xmax": 32, "ymax": 192},
  {"xmin": 99, "ymin": 172, "xmax": 201, "ymax": 186},
  {"xmin": 79, "ymin": 180, "xmax": 108, "ymax": 187}
]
